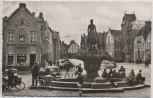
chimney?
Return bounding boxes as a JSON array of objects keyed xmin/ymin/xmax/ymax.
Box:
[
  {"xmin": 19, "ymin": 3, "xmax": 26, "ymax": 8},
  {"xmin": 38, "ymin": 12, "xmax": 44, "ymax": 20},
  {"xmin": 32, "ymin": 12, "xmax": 35, "ymax": 17}
]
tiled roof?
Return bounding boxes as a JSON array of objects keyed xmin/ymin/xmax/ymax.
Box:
[
  {"xmin": 3, "ymin": 3, "xmax": 43, "ymax": 23},
  {"xmin": 109, "ymin": 29, "xmax": 121, "ymax": 35},
  {"xmin": 136, "ymin": 21, "xmax": 151, "ymax": 41},
  {"xmin": 131, "ymin": 20, "xmax": 145, "ymax": 29}
]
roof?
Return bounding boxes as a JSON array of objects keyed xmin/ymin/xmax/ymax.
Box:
[
  {"xmin": 3, "ymin": 3, "xmax": 43, "ymax": 23},
  {"xmin": 136, "ymin": 21, "xmax": 151, "ymax": 40},
  {"xmin": 68, "ymin": 41, "xmax": 79, "ymax": 48},
  {"xmin": 121, "ymin": 13, "xmax": 136, "ymax": 25},
  {"xmin": 131, "ymin": 20, "xmax": 145, "ymax": 29},
  {"xmin": 109, "ymin": 28, "xmax": 121, "ymax": 35}
]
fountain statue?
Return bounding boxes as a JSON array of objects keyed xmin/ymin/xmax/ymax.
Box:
[{"xmin": 78, "ymin": 19, "xmax": 108, "ymax": 82}]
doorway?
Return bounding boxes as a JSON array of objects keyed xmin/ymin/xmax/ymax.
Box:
[{"xmin": 30, "ymin": 54, "xmax": 36, "ymax": 67}]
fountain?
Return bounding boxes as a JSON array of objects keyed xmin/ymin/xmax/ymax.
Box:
[{"xmin": 78, "ymin": 19, "xmax": 108, "ymax": 82}]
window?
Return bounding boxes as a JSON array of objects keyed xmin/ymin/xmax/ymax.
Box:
[
  {"xmin": 108, "ymin": 36, "xmax": 110, "ymax": 43},
  {"xmin": 19, "ymin": 35, "xmax": 25, "ymax": 42},
  {"xmin": 31, "ymin": 32, "xmax": 36, "ymax": 43},
  {"xmin": 8, "ymin": 31, "xmax": 14, "ymax": 42},
  {"xmin": 17, "ymin": 54, "xmax": 27, "ymax": 66}
]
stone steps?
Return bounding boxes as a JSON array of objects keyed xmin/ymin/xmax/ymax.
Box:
[{"xmin": 29, "ymin": 84, "xmax": 148, "ymax": 93}]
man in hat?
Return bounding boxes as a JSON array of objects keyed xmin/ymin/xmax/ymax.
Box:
[{"xmin": 31, "ymin": 63, "xmax": 39, "ymax": 86}]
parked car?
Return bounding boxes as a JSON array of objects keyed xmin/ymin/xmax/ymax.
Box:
[
  {"xmin": 39, "ymin": 66, "xmax": 61, "ymax": 78},
  {"xmin": 100, "ymin": 60, "xmax": 117, "ymax": 69},
  {"xmin": 58, "ymin": 59, "xmax": 74, "ymax": 69}
]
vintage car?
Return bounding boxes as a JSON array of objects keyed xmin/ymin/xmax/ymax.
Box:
[
  {"xmin": 58, "ymin": 59, "xmax": 74, "ymax": 69},
  {"xmin": 100, "ymin": 60, "xmax": 117, "ymax": 69},
  {"xmin": 39, "ymin": 66, "xmax": 61, "ymax": 78}
]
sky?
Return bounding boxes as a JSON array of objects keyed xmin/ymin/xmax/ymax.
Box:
[{"xmin": 3, "ymin": 1, "xmax": 152, "ymax": 45}]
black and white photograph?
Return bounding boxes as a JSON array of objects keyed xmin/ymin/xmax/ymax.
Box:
[{"xmin": 1, "ymin": 0, "xmax": 152, "ymax": 97}]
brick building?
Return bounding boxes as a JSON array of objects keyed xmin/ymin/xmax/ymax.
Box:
[{"xmin": 2, "ymin": 3, "xmax": 59, "ymax": 68}]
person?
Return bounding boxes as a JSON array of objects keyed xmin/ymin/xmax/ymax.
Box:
[
  {"xmin": 77, "ymin": 72, "xmax": 84, "ymax": 96},
  {"xmin": 107, "ymin": 68, "xmax": 113, "ymax": 78},
  {"xmin": 87, "ymin": 19, "xmax": 98, "ymax": 50},
  {"xmin": 57, "ymin": 60, "xmax": 59, "ymax": 66},
  {"xmin": 112, "ymin": 70, "xmax": 116, "ymax": 78},
  {"xmin": 130, "ymin": 69, "xmax": 135, "ymax": 77},
  {"xmin": 7, "ymin": 67, "xmax": 14, "ymax": 88},
  {"xmin": 145, "ymin": 59, "xmax": 148, "ymax": 68},
  {"xmin": 78, "ymin": 64, "xmax": 83, "ymax": 74},
  {"xmin": 136, "ymin": 70, "xmax": 145, "ymax": 84},
  {"xmin": 43, "ymin": 69, "xmax": 56, "ymax": 88},
  {"xmin": 102, "ymin": 69, "xmax": 107, "ymax": 78},
  {"xmin": 119, "ymin": 66, "xmax": 125, "ymax": 78},
  {"xmin": 65, "ymin": 65, "xmax": 70, "ymax": 78},
  {"xmin": 72, "ymin": 66, "xmax": 77, "ymax": 77},
  {"xmin": 124, "ymin": 69, "xmax": 136, "ymax": 86},
  {"xmin": 31, "ymin": 63, "xmax": 39, "ymax": 86}
]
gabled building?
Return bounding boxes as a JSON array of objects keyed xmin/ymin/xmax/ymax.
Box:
[
  {"xmin": 3, "ymin": 3, "xmax": 46, "ymax": 67},
  {"xmin": 134, "ymin": 21, "xmax": 151, "ymax": 62},
  {"xmin": 106, "ymin": 28, "xmax": 121, "ymax": 59},
  {"xmin": 68, "ymin": 40, "xmax": 79, "ymax": 58},
  {"xmin": 2, "ymin": 3, "xmax": 60, "ymax": 68}
]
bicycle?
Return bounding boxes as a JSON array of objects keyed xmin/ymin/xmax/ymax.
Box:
[{"xmin": 2, "ymin": 76, "xmax": 25, "ymax": 91}]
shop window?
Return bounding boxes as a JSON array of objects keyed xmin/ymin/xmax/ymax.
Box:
[
  {"xmin": 8, "ymin": 54, "xmax": 14, "ymax": 66},
  {"xmin": 17, "ymin": 54, "xmax": 27, "ymax": 66}
]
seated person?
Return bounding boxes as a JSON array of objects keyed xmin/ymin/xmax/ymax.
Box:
[
  {"xmin": 107, "ymin": 68, "xmax": 113, "ymax": 78},
  {"xmin": 112, "ymin": 70, "xmax": 116, "ymax": 78},
  {"xmin": 130, "ymin": 69, "xmax": 135, "ymax": 77},
  {"xmin": 102, "ymin": 69, "xmax": 107, "ymax": 78},
  {"xmin": 123, "ymin": 70, "xmax": 136, "ymax": 86},
  {"xmin": 119, "ymin": 66, "xmax": 125, "ymax": 72},
  {"xmin": 119, "ymin": 66, "xmax": 125, "ymax": 78},
  {"xmin": 136, "ymin": 70, "xmax": 145, "ymax": 84}
]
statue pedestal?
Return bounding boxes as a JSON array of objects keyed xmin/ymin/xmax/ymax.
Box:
[{"xmin": 82, "ymin": 50, "xmax": 102, "ymax": 82}]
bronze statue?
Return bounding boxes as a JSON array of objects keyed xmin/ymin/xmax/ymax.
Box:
[{"xmin": 87, "ymin": 19, "xmax": 98, "ymax": 50}]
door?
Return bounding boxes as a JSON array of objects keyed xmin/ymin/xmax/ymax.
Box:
[{"xmin": 30, "ymin": 54, "xmax": 36, "ymax": 67}]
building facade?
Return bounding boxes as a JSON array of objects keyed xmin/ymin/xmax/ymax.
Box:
[
  {"xmin": 106, "ymin": 28, "xmax": 121, "ymax": 59},
  {"xmin": 52, "ymin": 30, "xmax": 61, "ymax": 63},
  {"xmin": 97, "ymin": 32, "xmax": 107, "ymax": 52},
  {"xmin": 121, "ymin": 13, "xmax": 137, "ymax": 62},
  {"xmin": 68, "ymin": 40, "xmax": 79, "ymax": 58},
  {"xmin": 134, "ymin": 21, "xmax": 151, "ymax": 62},
  {"xmin": 60, "ymin": 41, "xmax": 68, "ymax": 59},
  {"xmin": 3, "ymin": 3, "xmax": 60, "ymax": 68}
]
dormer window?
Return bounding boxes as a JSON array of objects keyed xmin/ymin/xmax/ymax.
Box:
[{"xmin": 19, "ymin": 35, "xmax": 25, "ymax": 42}]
